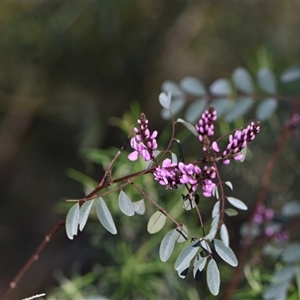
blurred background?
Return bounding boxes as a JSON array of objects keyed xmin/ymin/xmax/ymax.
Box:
[{"xmin": 0, "ymin": 2, "xmax": 300, "ymax": 299}]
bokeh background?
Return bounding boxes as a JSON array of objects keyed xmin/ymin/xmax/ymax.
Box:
[{"xmin": 1, "ymin": 2, "xmax": 300, "ymax": 299}]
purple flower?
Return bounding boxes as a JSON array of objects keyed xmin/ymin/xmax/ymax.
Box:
[
  {"xmin": 153, "ymin": 158, "xmax": 178, "ymax": 189},
  {"xmin": 178, "ymin": 162, "xmax": 201, "ymax": 192},
  {"xmin": 196, "ymin": 107, "xmax": 217, "ymax": 143},
  {"xmin": 128, "ymin": 113, "xmax": 158, "ymax": 161},
  {"xmin": 212, "ymin": 121, "xmax": 260, "ymax": 164}
]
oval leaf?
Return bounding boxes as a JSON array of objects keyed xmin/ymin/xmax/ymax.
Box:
[
  {"xmin": 66, "ymin": 203, "xmax": 80, "ymax": 240},
  {"xmin": 225, "ymin": 97, "xmax": 253, "ymax": 122},
  {"xmin": 133, "ymin": 199, "xmax": 146, "ymax": 215},
  {"xmin": 207, "ymin": 259, "xmax": 220, "ymax": 296},
  {"xmin": 175, "ymin": 224, "xmax": 188, "ymax": 243},
  {"xmin": 220, "ymin": 224, "xmax": 229, "ymax": 247},
  {"xmin": 185, "ymin": 99, "xmax": 207, "ymax": 123},
  {"xmin": 225, "ymin": 181, "xmax": 233, "ymax": 190},
  {"xmin": 118, "ymin": 190, "xmax": 135, "ymax": 217},
  {"xmin": 96, "ymin": 197, "xmax": 117, "ymax": 235},
  {"xmin": 210, "ymin": 78, "xmax": 231, "ymax": 96},
  {"xmin": 232, "ymin": 67, "xmax": 254, "ymax": 94},
  {"xmin": 176, "ymin": 118, "xmax": 198, "ymax": 136},
  {"xmin": 180, "ymin": 76, "xmax": 207, "ymax": 96},
  {"xmin": 227, "ymin": 196, "xmax": 248, "ymax": 210},
  {"xmin": 79, "ymin": 199, "xmax": 94, "ymax": 231},
  {"xmin": 256, "ymin": 97, "xmax": 278, "ymax": 121},
  {"xmin": 225, "ymin": 208, "xmax": 238, "ymax": 216},
  {"xmin": 161, "ymin": 98, "xmax": 185, "ymax": 120},
  {"xmin": 174, "ymin": 239, "xmax": 200, "ymax": 271},
  {"xmin": 281, "ymin": 243, "xmax": 300, "ymax": 263},
  {"xmin": 214, "ymin": 239, "xmax": 238, "ymax": 267},
  {"xmin": 281, "ymin": 65, "xmax": 300, "ymax": 83},
  {"xmin": 159, "ymin": 229, "xmax": 177, "ymax": 262},
  {"xmin": 257, "ymin": 67, "xmax": 277, "ymax": 94},
  {"xmin": 147, "ymin": 211, "xmax": 167, "ymax": 234},
  {"xmin": 159, "ymin": 92, "xmax": 171, "ymax": 109},
  {"xmin": 210, "ymin": 98, "xmax": 230, "ymax": 117},
  {"xmin": 161, "ymin": 80, "xmax": 183, "ymax": 96}
]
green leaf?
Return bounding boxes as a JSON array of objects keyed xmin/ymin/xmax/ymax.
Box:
[
  {"xmin": 214, "ymin": 239, "xmax": 238, "ymax": 267},
  {"xmin": 118, "ymin": 190, "xmax": 135, "ymax": 217},
  {"xmin": 225, "ymin": 208, "xmax": 238, "ymax": 216},
  {"xmin": 210, "ymin": 78, "xmax": 231, "ymax": 96},
  {"xmin": 133, "ymin": 199, "xmax": 146, "ymax": 215},
  {"xmin": 227, "ymin": 197, "xmax": 248, "ymax": 210},
  {"xmin": 225, "ymin": 97, "xmax": 253, "ymax": 122},
  {"xmin": 207, "ymin": 259, "xmax": 220, "ymax": 296},
  {"xmin": 281, "ymin": 65, "xmax": 300, "ymax": 83},
  {"xmin": 159, "ymin": 92, "xmax": 171, "ymax": 109},
  {"xmin": 79, "ymin": 199, "xmax": 94, "ymax": 231},
  {"xmin": 175, "ymin": 224, "xmax": 188, "ymax": 243},
  {"xmin": 256, "ymin": 97, "xmax": 278, "ymax": 121},
  {"xmin": 159, "ymin": 229, "xmax": 177, "ymax": 262},
  {"xmin": 220, "ymin": 224, "xmax": 229, "ymax": 247},
  {"xmin": 176, "ymin": 118, "xmax": 198, "ymax": 136},
  {"xmin": 180, "ymin": 76, "xmax": 207, "ymax": 96},
  {"xmin": 161, "ymin": 98, "xmax": 185, "ymax": 120},
  {"xmin": 174, "ymin": 239, "xmax": 200, "ymax": 271},
  {"xmin": 185, "ymin": 99, "xmax": 207, "ymax": 123},
  {"xmin": 257, "ymin": 67, "xmax": 277, "ymax": 94},
  {"xmin": 96, "ymin": 197, "xmax": 117, "ymax": 235},
  {"xmin": 161, "ymin": 80, "xmax": 183, "ymax": 97},
  {"xmin": 210, "ymin": 98, "xmax": 230, "ymax": 117},
  {"xmin": 225, "ymin": 181, "xmax": 233, "ymax": 190},
  {"xmin": 232, "ymin": 67, "xmax": 254, "ymax": 94},
  {"xmin": 281, "ymin": 243, "xmax": 300, "ymax": 263},
  {"xmin": 147, "ymin": 211, "xmax": 167, "ymax": 234},
  {"xmin": 66, "ymin": 202, "xmax": 80, "ymax": 240}
]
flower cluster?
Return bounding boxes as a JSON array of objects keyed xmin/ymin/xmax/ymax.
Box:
[
  {"xmin": 253, "ymin": 204, "xmax": 289, "ymax": 243},
  {"xmin": 196, "ymin": 107, "xmax": 217, "ymax": 151},
  {"xmin": 212, "ymin": 121, "xmax": 261, "ymax": 164},
  {"xmin": 153, "ymin": 158, "xmax": 216, "ymax": 197},
  {"xmin": 128, "ymin": 113, "xmax": 158, "ymax": 161}
]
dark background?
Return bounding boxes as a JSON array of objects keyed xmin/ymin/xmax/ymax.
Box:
[{"xmin": 0, "ymin": 2, "xmax": 300, "ymax": 298}]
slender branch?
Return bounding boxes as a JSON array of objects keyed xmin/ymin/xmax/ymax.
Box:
[{"xmin": 223, "ymin": 122, "xmax": 293, "ymax": 300}]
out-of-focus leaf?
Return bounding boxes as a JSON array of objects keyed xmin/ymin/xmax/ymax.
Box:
[
  {"xmin": 161, "ymin": 98, "xmax": 185, "ymax": 120},
  {"xmin": 263, "ymin": 281, "xmax": 290, "ymax": 300},
  {"xmin": 210, "ymin": 98, "xmax": 230, "ymax": 117},
  {"xmin": 96, "ymin": 197, "xmax": 117, "ymax": 235},
  {"xmin": 159, "ymin": 229, "xmax": 177, "ymax": 262},
  {"xmin": 162, "ymin": 80, "xmax": 183, "ymax": 96},
  {"xmin": 118, "ymin": 190, "xmax": 135, "ymax": 217},
  {"xmin": 66, "ymin": 202, "xmax": 80, "ymax": 240},
  {"xmin": 207, "ymin": 259, "xmax": 220, "ymax": 296},
  {"xmin": 133, "ymin": 199, "xmax": 146, "ymax": 215},
  {"xmin": 79, "ymin": 199, "xmax": 94, "ymax": 231},
  {"xmin": 147, "ymin": 211, "xmax": 167, "ymax": 234},
  {"xmin": 210, "ymin": 78, "xmax": 231, "ymax": 96},
  {"xmin": 214, "ymin": 239, "xmax": 237, "ymax": 266},
  {"xmin": 177, "ymin": 118, "xmax": 198, "ymax": 136},
  {"xmin": 281, "ymin": 65, "xmax": 300, "ymax": 83},
  {"xmin": 185, "ymin": 99, "xmax": 207, "ymax": 123},
  {"xmin": 281, "ymin": 243, "xmax": 300, "ymax": 263},
  {"xmin": 257, "ymin": 67, "xmax": 277, "ymax": 94},
  {"xmin": 256, "ymin": 97, "xmax": 278, "ymax": 121},
  {"xmin": 282, "ymin": 200, "xmax": 300, "ymax": 217},
  {"xmin": 225, "ymin": 97, "xmax": 253, "ymax": 122},
  {"xmin": 180, "ymin": 76, "xmax": 207, "ymax": 96},
  {"xmin": 232, "ymin": 67, "xmax": 254, "ymax": 94},
  {"xmin": 159, "ymin": 92, "xmax": 171, "ymax": 109},
  {"xmin": 227, "ymin": 197, "xmax": 248, "ymax": 210},
  {"xmin": 174, "ymin": 239, "xmax": 200, "ymax": 271}
]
